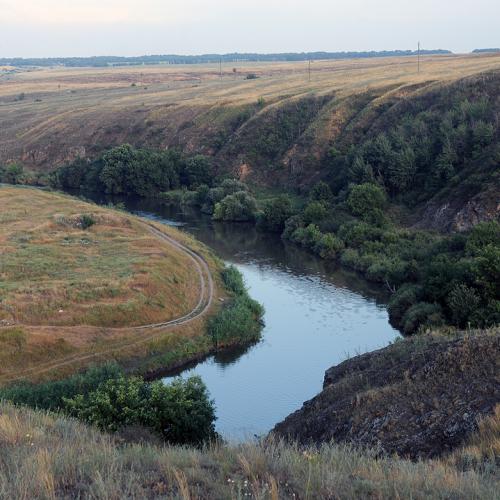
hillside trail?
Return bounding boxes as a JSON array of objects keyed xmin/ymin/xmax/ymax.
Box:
[{"xmin": 0, "ymin": 221, "xmax": 215, "ymax": 383}]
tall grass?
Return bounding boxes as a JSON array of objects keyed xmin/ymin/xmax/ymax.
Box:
[{"xmin": 0, "ymin": 402, "xmax": 497, "ymax": 499}]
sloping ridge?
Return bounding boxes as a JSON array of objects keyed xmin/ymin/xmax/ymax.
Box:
[{"xmin": 272, "ymin": 330, "xmax": 500, "ymax": 459}]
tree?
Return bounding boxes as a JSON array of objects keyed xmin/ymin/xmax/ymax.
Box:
[
  {"xmin": 1, "ymin": 163, "xmax": 24, "ymax": 184},
  {"xmin": 99, "ymin": 144, "xmax": 135, "ymax": 194},
  {"xmin": 303, "ymin": 201, "xmax": 328, "ymax": 224},
  {"xmin": 347, "ymin": 183, "xmax": 387, "ymax": 219},
  {"xmin": 257, "ymin": 194, "xmax": 293, "ymax": 232},
  {"xmin": 309, "ymin": 181, "xmax": 333, "ymax": 204},
  {"xmin": 213, "ymin": 191, "xmax": 257, "ymax": 222},
  {"xmin": 183, "ymin": 155, "xmax": 213, "ymax": 188},
  {"xmin": 447, "ymin": 283, "xmax": 480, "ymax": 328}
]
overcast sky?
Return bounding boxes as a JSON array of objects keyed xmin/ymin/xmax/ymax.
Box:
[{"xmin": 1, "ymin": 0, "xmax": 498, "ymax": 58}]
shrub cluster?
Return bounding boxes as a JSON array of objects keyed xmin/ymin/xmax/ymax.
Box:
[
  {"xmin": 0, "ymin": 364, "xmax": 216, "ymax": 445},
  {"xmin": 207, "ymin": 265, "xmax": 264, "ymax": 349},
  {"xmin": 50, "ymin": 145, "xmax": 214, "ymax": 197},
  {"xmin": 284, "ymin": 183, "xmax": 499, "ymax": 334}
]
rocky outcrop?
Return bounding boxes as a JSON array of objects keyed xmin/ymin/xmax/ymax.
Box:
[
  {"xmin": 272, "ymin": 329, "xmax": 500, "ymax": 459},
  {"xmin": 417, "ymin": 187, "xmax": 500, "ymax": 233}
]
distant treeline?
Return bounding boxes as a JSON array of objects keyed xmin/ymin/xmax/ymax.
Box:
[
  {"xmin": 472, "ymin": 48, "xmax": 500, "ymax": 53},
  {"xmin": 0, "ymin": 50, "xmax": 451, "ymax": 68}
]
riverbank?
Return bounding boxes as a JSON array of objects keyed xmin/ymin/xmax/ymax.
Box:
[{"xmin": 273, "ymin": 327, "xmax": 500, "ymax": 459}]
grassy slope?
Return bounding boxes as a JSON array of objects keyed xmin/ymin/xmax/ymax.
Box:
[
  {"xmin": 1, "ymin": 54, "xmax": 500, "ymax": 173},
  {"xmin": 0, "ymin": 186, "xmax": 224, "ymax": 383},
  {"xmin": 0, "ymin": 401, "xmax": 498, "ymax": 499}
]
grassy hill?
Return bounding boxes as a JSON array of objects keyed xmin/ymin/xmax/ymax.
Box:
[
  {"xmin": 0, "ymin": 53, "xmax": 498, "ymax": 173},
  {"xmin": 0, "ymin": 186, "xmax": 232, "ymax": 383},
  {"xmin": 2, "ymin": 54, "xmax": 499, "ymax": 231},
  {"xmin": 0, "ymin": 389, "xmax": 498, "ymax": 498}
]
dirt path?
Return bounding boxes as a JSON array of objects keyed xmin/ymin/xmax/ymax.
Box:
[{"xmin": 1, "ymin": 221, "xmax": 216, "ymax": 383}]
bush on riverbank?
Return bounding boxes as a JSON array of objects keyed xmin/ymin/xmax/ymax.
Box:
[
  {"xmin": 0, "ymin": 364, "xmax": 216, "ymax": 445},
  {"xmin": 208, "ymin": 265, "xmax": 264, "ymax": 349},
  {"xmin": 284, "ymin": 204, "xmax": 500, "ymax": 334}
]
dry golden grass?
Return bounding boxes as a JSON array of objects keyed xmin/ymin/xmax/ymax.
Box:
[
  {"xmin": 0, "ymin": 401, "xmax": 497, "ymax": 499},
  {"xmin": 1, "ymin": 53, "xmax": 500, "ymax": 171},
  {"xmin": 0, "ymin": 186, "xmax": 223, "ymax": 382}
]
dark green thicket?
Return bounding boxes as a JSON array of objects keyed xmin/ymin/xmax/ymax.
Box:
[
  {"xmin": 50, "ymin": 145, "xmax": 214, "ymax": 196},
  {"xmin": 64, "ymin": 375, "xmax": 216, "ymax": 445},
  {"xmin": 0, "ymin": 163, "xmax": 25, "ymax": 184},
  {"xmin": 0, "ymin": 364, "xmax": 216, "ymax": 445},
  {"xmin": 0, "ymin": 364, "xmax": 123, "ymax": 411}
]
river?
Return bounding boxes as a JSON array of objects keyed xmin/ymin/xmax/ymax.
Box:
[{"xmin": 101, "ymin": 197, "xmax": 399, "ymax": 441}]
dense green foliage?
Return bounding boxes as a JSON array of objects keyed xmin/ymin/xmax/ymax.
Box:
[
  {"xmin": 208, "ymin": 266, "xmax": 264, "ymax": 349},
  {"xmin": 50, "ymin": 145, "xmax": 214, "ymax": 196},
  {"xmin": 286, "ymin": 198, "xmax": 500, "ymax": 333},
  {"xmin": 64, "ymin": 375, "xmax": 216, "ymax": 445},
  {"xmin": 0, "ymin": 364, "xmax": 122, "ymax": 411},
  {"xmin": 0, "ymin": 163, "xmax": 26, "ymax": 184},
  {"xmin": 213, "ymin": 191, "xmax": 258, "ymax": 222},
  {"xmin": 0, "ymin": 364, "xmax": 216, "ymax": 445},
  {"xmin": 256, "ymin": 194, "xmax": 294, "ymax": 232},
  {"xmin": 326, "ymin": 95, "xmax": 499, "ymax": 205},
  {"xmin": 273, "ymin": 88, "xmax": 500, "ymax": 334}
]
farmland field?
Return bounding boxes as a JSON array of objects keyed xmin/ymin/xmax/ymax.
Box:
[{"xmin": 1, "ymin": 53, "xmax": 500, "ymax": 172}]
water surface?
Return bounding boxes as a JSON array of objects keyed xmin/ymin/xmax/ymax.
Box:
[{"xmin": 117, "ymin": 199, "xmax": 400, "ymax": 441}]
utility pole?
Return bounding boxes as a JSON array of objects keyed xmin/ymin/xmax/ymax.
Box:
[
  {"xmin": 417, "ymin": 41, "xmax": 421, "ymax": 73},
  {"xmin": 308, "ymin": 59, "xmax": 311, "ymax": 82}
]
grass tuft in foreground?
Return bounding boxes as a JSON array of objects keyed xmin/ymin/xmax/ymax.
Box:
[{"xmin": 0, "ymin": 402, "xmax": 497, "ymax": 499}]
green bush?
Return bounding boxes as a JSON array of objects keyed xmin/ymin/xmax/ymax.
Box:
[
  {"xmin": 257, "ymin": 195, "xmax": 293, "ymax": 233},
  {"xmin": 208, "ymin": 265, "xmax": 264, "ymax": 349},
  {"xmin": 447, "ymin": 283, "xmax": 481, "ymax": 328},
  {"xmin": 465, "ymin": 221, "xmax": 500, "ymax": 256},
  {"xmin": 207, "ymin": 295, "xmax": 264, "ymax": 349},
  {"xmin": 80, "ymin": 214, "xmax": 96, "ymax": 229},
  {"xmin": 303, "ymin": 201, "xmax": 328, "ymax": 224},
  {"xmin": 64, "ymin": 375, "xmax": 215, "ymax": 445},
  {"xmin": 315, "ymin": 233, "xmax": 344, "ymax": 259},
  {"xmin": 0, "ymin": 364, "xmax": 123, "ymax": 411},
  {"xmin": 0, "ymin": 163, "xmax": 25, "ymax": 184},
  {"xmin": 347, "ymin": 183, "xmax": 387, "ymax": 219},
  {"xmin": 309, "ymin": 181, "xmax": 333, "ymax": 204},
  {"xmin": 401, "ymin": 302, "xmax": 444, "ymax": 335},
  {"xmin": 213, "ymin": 191, "xmax": 258, "ymax": 222},
  {"xmin": 221, "ymin": 265, "xmax": 246, "ymax": 295},
  {"xmin": 282, "ymin": 214, "xmax": 304, "ymax": 239},
  {"xmin": 388, "ymin": 284, "xmax": 423, "ymax": 324}
]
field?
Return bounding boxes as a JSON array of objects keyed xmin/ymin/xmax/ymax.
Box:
[
  {"xmin": 1, "ymin": 53, "xmax": 500, "ymax": 171},
  {"xmin": 0, "ymin": 186, "xmax": 222, "ymax": 383}
]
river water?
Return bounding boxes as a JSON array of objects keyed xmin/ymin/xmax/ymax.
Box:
[{"xmin": 107, "ymin": 197, "xmax": 400, "ymax": 441}]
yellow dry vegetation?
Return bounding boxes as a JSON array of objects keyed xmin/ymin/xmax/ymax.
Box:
[
  {"xmin": 0, "ymin": 186, "xmax": 221, "ymax": 382},
  {"xmin": 1, "ymin": 53, "xmax": 500, "ymax": 171}
]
